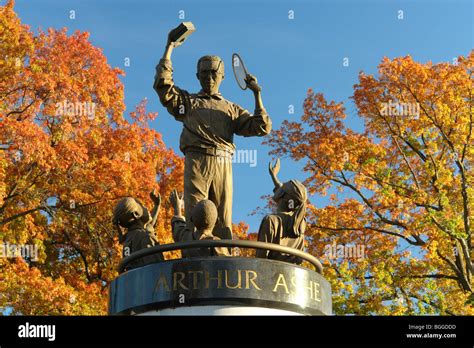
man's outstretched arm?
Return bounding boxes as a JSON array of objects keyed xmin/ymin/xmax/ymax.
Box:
[{"xmin": 153, "ymin": 35, "xmax": 190, "ymax": 121}]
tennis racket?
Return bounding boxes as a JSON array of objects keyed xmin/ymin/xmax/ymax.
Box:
[{"xmin": 232, "ymin": 53, "xmax": 260, "ymax": 92}]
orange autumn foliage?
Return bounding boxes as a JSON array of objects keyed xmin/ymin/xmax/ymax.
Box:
[
  {"xmin": 0, "ymin": 1, "xmax": 183, "ymax": 315},
  {"xmin": 265, "ymin": 52, "xmax": 473, "ymax": 315}
]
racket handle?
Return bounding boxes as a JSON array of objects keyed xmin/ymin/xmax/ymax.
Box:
[{"xmin": 246, "ymin": 79, "xmax": 261, "ymax": 92}]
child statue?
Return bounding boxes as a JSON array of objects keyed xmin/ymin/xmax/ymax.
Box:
[
  {"xmin": 169, "ymin": 189, "xmax": 230, "ymax": 257},
  {"xmin": 256, "ymin": 159, "xmax": 308, "ymax": 264},
  {"xmin": 112, "ymin": 190, "xmax": 164, "ymax": 270}
]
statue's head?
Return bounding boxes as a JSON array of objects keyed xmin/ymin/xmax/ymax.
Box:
[
  {"xmin": 272, "ymin": 180, "xmax": 308, "ymax": 237},
  {"xmin": 274, "ymin": 192, "xmax": 291, "ymax": 213},
  {"xmin": 112, "ymin": 197, "xmax": 151, "ymax": 229},
  {"xmin": 191, "ymin": 199, "xmax": 218, "ymax": 231},
  {"xmin": 196, "ymin": 55, "xmax": 224, "ymax": 95},
  {"xmin": 272, "ymin": 180, "xmax": 307, "ymax": 213}
]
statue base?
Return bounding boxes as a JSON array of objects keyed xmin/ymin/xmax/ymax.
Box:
[{"xmin": 109, "ymin": 256, "xmax": 332, "ymax": 316}]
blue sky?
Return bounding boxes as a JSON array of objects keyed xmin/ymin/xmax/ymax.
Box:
[{"xmin": 12, "ymin": 0, "xmax": 473, "ymax": 232}]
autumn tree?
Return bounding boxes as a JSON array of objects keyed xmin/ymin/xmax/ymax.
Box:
[
  {"xmin": 0, "ymin": 1, "xmax": 183, "ymax": 314},
  {"xmin": 265, "ymin": 52, "xmax": 473, "ymax": 315}
]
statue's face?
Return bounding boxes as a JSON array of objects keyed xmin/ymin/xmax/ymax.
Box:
[{"xmin": 197, "ymin": 59, "xmax": 224, "ymax": 95}]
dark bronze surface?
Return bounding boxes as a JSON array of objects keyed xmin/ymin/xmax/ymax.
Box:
[{"xmin": 109, "ymin": 257, "xmax": 332, "ymax": 316}]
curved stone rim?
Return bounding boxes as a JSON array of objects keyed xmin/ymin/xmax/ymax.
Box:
[{"xmin": 118, "ymin": 240, "xmax": 323, "ymax": 274}]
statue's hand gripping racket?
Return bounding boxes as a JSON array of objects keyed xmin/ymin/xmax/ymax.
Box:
[{"xmin": 232, "ymin": 53, "xmax": 261, "ymax": 92}]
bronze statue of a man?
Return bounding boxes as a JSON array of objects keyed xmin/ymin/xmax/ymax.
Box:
[
  {"xmin": 256, "ymin": 159, "xmax": 308, "ymax": 264},
  {"xmin": 153, "ymin": 24, "xmax": 272, "ymax": 241}
]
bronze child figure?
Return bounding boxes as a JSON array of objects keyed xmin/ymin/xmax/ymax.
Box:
[
  {"xmin": 256, "ymin": 159, "xmax": 308, "ymax": 264},
  {"xmin": 112, "ymin": 191, "xmax": 164, "ymax": 270},
  {"xmin": 169, "ymin": 188, "xmax": 230, "ymax": 257}
]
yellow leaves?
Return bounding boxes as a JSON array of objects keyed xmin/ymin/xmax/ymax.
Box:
[
  {"xmin": 0, "ymin": 1, "xmax": 33, "ymax": 82},
  {"xmin": 267, "ymin": 51, "xmax": 474, "ymax": 315},
  {"xmin": 0, "ymin": 2, "xmax": 187, "ymax": 315},
  {"xmin": 0, "ymin": 259, "xmax": 106, "ymax": 315}
]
